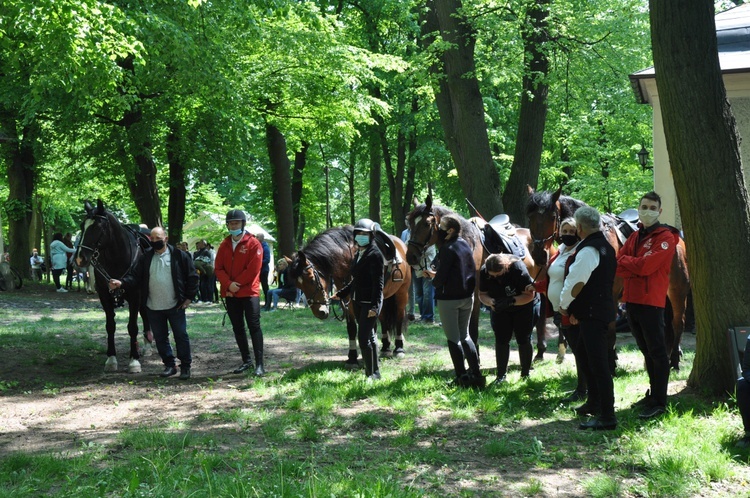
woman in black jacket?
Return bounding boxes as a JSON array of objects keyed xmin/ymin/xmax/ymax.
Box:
[
  {"xmin": 424, "ymin": 214, "xmax": 484, "ymax": 388},
  {"xmin": 336, "ymin": 219, "xmax": 385, "ymax": 380}
]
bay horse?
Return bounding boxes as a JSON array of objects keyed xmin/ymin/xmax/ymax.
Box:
[
  {"xmin": 405, "ymin": 195, "xmax": 550, "ymax": 359},
  {"xmin": 288, "ymin": 226, "xmax": 411, "ymax": 366},
  {"xmin": 74, "ymin": 200, "xmax": 153, "ymax": 373},
  {"xmin": 526, "ymin": 186, "xmax": 691, "ymax": 370}
]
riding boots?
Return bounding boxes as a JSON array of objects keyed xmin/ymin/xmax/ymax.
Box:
[
  {"xmin": 447, "ymin": 341, "xmax": 467, "ymax": 378},
  {"xmin": 254, "ymin": 349, "xmax": 266, "ymax": 377},
  {"xmin": 495, "ymin": 342, "xmax": 510, "ymax": 380},
  {"xmin": 362, "ymin": 343, "xmax": 380, "ymax": 379}
]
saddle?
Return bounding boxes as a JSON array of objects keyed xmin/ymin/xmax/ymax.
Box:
[
  {"xmin": 609, "ymin": 210, "xmax": 639, "ymax": 246},
  {"xmin": 124, "ymin": 224, "xmax": 152, "ymax": 251},
  {"xmin": 372, "ymin": 229, "xmax": 404, "ymax": 283},
  {"xmin": 474, "ymin": 214, "xmax": 527, "ymax": 258}
]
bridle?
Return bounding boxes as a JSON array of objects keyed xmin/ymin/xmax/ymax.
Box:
[
  {"xmin": 407, "ymin": 211, "xmax": 437, "ymax": 261},
  {"xmin": 531, "ymin": 208, "xmax": 560, "ymax": 249},
  {"xmin": 77, "ymin": 214, "xmax": 141, "ymax": 298},
  {"xmin": 302, "ymin": 261, "xmax": 331, "ymax": 309}
]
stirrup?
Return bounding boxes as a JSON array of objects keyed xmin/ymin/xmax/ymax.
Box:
[{"xmin": 391, "ymin": 267, "xmax": 403, "ymax": 282}]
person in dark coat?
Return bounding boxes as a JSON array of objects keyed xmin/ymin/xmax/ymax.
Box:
[
  {"xmin": 559, "ymin": 206, "xmax": 618, "ymax": 430},
  {"xmin": 424, "ymin": 214, "xmax": 484, "ymax": 388},
  {"xmin": 335, "ymin": 218, "xmax": 385, "ymax": 380},
  {"xmin": 109, "ymin": 227, "xmax": 199, "ymax": 380}
]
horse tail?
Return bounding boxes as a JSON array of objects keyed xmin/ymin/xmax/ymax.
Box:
[{"xmin": 379, "ymin": 294, "xmax": 398, "ymax": 335}]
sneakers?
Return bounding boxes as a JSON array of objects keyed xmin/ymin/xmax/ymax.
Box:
[
  {"xmin": 179, "ymin": 367, "xmax": 191, "ymax": 380},
  {"xmin": 160, "ymin": 366, "xmax": 178, "ymax": 377},
  {"xmin": 56, "ymin": 288, "xmax": 68, "ymax": 293},
  {"xmin": 233, "ymin": 361, "xmax": 254, "ymax": 374},
  {"xmin": 579, "ymin": 417, "xmax": 617, "ymax": 431},
  {"xmin": 561, "ymin": 390, "xmax": 587, "ymax": 403},
  {"xmin": 575, "ymin": 402, "xmax": 600, "ymax": 417},
  {"xmin": 490, "ymin": 375, "xmax": 507, "ymax": 387},
  {"xmin": 639, "ymin": 404, "xmax": 666, "ymax": 419}
]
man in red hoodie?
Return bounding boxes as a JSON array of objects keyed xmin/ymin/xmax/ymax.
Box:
[
  {"xmin": 616, "ymin": 191, "xmax": 680, "ymax": 419},
  {"xmin": 214, "ymin": 209, "xmax": 266, "ymax": 376}
]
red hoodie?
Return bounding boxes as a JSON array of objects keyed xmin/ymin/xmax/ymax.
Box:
[
  {"xmin": 214, "ymin": 232, "xmax": 263, "ymax": 298},
  {"xmin": 616, "ymin": 223, "xmax": 679, "ymax": 308}
]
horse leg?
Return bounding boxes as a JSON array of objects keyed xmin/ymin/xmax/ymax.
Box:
[
  {"xmin": 607, "ymin": 321, "xmax": 618, "ymax": 377},
  {"xmin": 345, "ymin": 313, "xmax": 359, "ymax": 368},
  {"xmin": 665, "ymin": 295, "xmax": 686, "ymax": 371},
  {"xmin": 534, "ymin": 295, "xmax": 546, "ymax": 362},
  {"xmin": 380, "ymin": 318, "xmax": 392, "ymax": 358},
  {"xmin": 127, "ymin": 304, "xmax": 142, "ymax": 373},
  {"xmin": 104, "ymin": 306, "xmax": 118, "ymax": 372},
  {"xmin": 470, "ymin": 293, "xmax": 481, "ymax": 362},
  {"xmin": 140, "ymin": 308, "xmax": 154, "ymax": 356}
]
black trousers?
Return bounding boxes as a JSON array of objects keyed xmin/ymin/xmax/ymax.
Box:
[
  {"xmin": 627, "ymin": 303, "xmax": 670, "ymax": 405},
  {"xmin": 225, "ymin": 296, "xmax": 263, "ymax": 363},
  {"xmin": 577, "ymin": 318, "xmax": 615, "ymax": 419}
]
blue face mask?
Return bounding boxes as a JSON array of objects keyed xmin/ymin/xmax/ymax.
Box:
[
  {"xmin": 229, "ymin": 228, "xmax": 243, "ymax": 237},
  {"xmin": 355, "ymin": 234, "xmax": 370, "ymax": 247}
]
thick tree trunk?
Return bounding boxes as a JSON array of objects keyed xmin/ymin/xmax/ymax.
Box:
[
  {"xmin": 502, "ymin": 0, "xmax": 551, "ymax": 224},
  {"xmin": 266, "ymin": 123, "xmax": 295, "ymax": 258},
  {"xmin": 166, "ymin": 122, "xmax": 186, "ymax": 243},
  {"xmin": 292, "ymin": 141, "xmax": 308, "ymax": 248},
  {"xmin": 2, "ymin": 119, "xmax": 37, "ymax": 279},
  {"xmin": 348, "ymin": 143, "xmax": 356, "ymax": 225},
  {"xmin": 651, "ymin": 0, "xmax": 750, "ymax": 394},
  {"xmin": 423, "ymin": 0, "xmax": 503, "ymax": 217}
]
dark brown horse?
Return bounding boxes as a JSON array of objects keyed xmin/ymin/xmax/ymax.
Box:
[
  {"xmin": 288, "ymin": 226, "xmax": 411, "ymax": 366},
  {"xmin": 405, "ymin": 196, "xmax": 550, "ymax": 358},
  {"xmin": 74, "ymin": 200, "xmax": 153, "ymax": 373},
  {"xmin": 526, "ymin": 186, "xmax": 691, "ymax": 370}
]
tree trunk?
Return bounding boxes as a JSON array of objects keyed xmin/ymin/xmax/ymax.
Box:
[
  {"xmin": 423, "ymin": 0, "xmax": 503, "ymax": 217},
  {"xmin": 502, "ymin": 0, "xmax": 551, "ymax": 224},
  {"xmin": 348, "ymin": 142, "xmax": 356, "ymax": 225},
  {"xmin": 651, "ymin": 0, "xmax": 750, "ymax": 394},
  {"xmin": 292, "ymin": 141, "xmax": 308, "ymax": 248},
  {"xmin": 166, "ymin": 122, "xmax": 186, "ymax": 243},
  {"xmin": 266, "ymin": 123, "xmax": 295, "ymax": 258},
  {"xmin": 2, "ymin": 119, "xmax": 37, "ymax": 279},
  {"xmin": 368, "ymin": 126, "xmax": 382, "ymax": 223}
]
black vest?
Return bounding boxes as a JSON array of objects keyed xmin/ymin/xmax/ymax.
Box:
[{"xmin": 567, "ymin": 231, "xmax": 616, "ymax": 323}]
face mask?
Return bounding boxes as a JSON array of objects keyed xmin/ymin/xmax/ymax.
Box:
[
  {"xmin": 638, "ymin": 209, "xmax": 660, "ymax": 227},
  {"xmin": 355, "ymin": 234, "xmax": 370, "ymax": 247},
  {"xmin": 229, "ymin": 228, "xmax": 243, "ymax": 237},
  {"xmin": 151, "ymin": 239, "xmax": 166, "ymax": 250},
  {"xmin": 559, "ymin": 234, "xmax": 578, "ymax": 247}
]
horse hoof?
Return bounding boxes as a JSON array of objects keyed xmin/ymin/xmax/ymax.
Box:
[
  {"xmin": 128, "ymin": 359, "xmax": 142, "ymax": 374},
  {"xmin": 104, "ymin": 356, "xmax": 118, "ymax": 372},
  {"xmin": 380, "ymin": 348, "xmax": 393, "ymax": 358},
  {"xmin": 141, "ymin": 342, "xmax": 154, "ymax": 356},
  {"xmin": 394, "ymin": 348, "xmax": 405, "ymax": 359},
  {"xmin": 344, "ymin": 359, "xmax": 360, "ymax": 370}
]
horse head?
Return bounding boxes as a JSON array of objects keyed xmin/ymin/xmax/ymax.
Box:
[
  {"xmin": 75, "ymin": 199, "xmax": 111, "ymax": 268},
  {"xmin": 289, "ymin": 251, "xmax": 330, "ymax": 319},
  {"xmin": 525, "ymin": 186, "xmax": 563, "ymax": 266},
  {"xmin": 405, "ymin": 195, "xmax": 439, "ymax": 266}
]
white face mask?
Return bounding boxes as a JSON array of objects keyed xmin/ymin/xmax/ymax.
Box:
[
  {"xmin": 638, "ymin": 208, "xmax": 660, "ymax": 227},
  {"xmin": 355, "ymin": 234, "xmax": 370, "ymax": 247}
]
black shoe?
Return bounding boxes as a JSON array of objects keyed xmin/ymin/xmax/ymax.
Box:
[
  {"xmin": 160, "ymin": 366, "xmax": 177, "ymax": 377},
  {"xmin": 632, "ymin": 389, "xmax": 652, "ymax": 408},
  {"xmin": 579, "ymin": 417, "xmax": 617, "ymax": 431},
  {"xmin": 490, "ymin": 375, "xmax": 507, "ymax": 387},
  {"xmin": 638, "ymin": 404, "xmax": 666, "ymax": 419},
  {"xmin": 233, "ymin": 361, "xmax": 254, "ymax": 374},
  {"xmin": 736, "ymin": 435, "xmax": 750, "ymax": 448},
  {"xmin": 367, "ymin": 372, "xmax": 382, "ymax": 381},
  {"xmin": 254, "ymin": 364, "xmax": 266, "ymax": 377},
  {"xmin": 575, "ymin": 402, "xmax": 600, "ymax": 417},
  {"xmin": 179, "ymin": 367, "xmax": 191, "ymax": 380},
  {"xmin": 561, "ymin": 390, "xmax": 587, "ymax": 403}
]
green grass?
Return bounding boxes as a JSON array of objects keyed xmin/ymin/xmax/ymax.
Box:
[{"xmin": 1, "ymin": 294, "xmax": 749, "ymax": 496}]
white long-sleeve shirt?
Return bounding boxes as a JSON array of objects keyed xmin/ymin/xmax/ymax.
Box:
[
  {"xmin": 547, "ymin": 242, "xmax": 578, "ymax": 311},
  {"xmin": 559, "ymin": 245, "xmax": 600, "ymax": 311}
]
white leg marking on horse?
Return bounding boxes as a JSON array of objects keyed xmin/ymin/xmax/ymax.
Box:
[
  {"xmin": 104, "ymin": 356, "xmax": 118, "ymax": 372},
  {"xmin": 128, "ymin": 359, "xmax": 142, "ymax": 374}
]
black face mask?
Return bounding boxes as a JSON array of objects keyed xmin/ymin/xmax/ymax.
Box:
[
  {"xmin": 151, "ymin": 239, "xmax": 166, "ymax": 250},
  {"xmin": 559, "ymin": 234, "xmax": 578, "ymax": 247}
]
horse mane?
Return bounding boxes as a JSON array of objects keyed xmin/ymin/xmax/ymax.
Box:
[
  {"xmin": 290, "ymin": 226, "xmax": 355, "ymax": 279},
  {"xmin": 526, "ymin": 190, "xmax": 588, "ymax": 219}
]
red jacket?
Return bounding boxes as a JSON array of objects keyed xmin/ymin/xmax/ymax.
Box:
[
  {"xmin": 214, "ymin": 232, "xmax": 263, "ymax": 298},
  {"xmin": 616, "ymin": 223, "xmax": 679, "ymax": 307}
]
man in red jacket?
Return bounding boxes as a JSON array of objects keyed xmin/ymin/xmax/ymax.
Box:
[
  {"xmin": 616, "ymin": 191, "xmax": 679, "ymax": 419},
  {"xmin": 214, "ymin": 209, "xmax": 266, "ymax": 376}
]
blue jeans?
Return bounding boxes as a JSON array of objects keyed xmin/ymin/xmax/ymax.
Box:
[
  {"xmin": 146, "ymin": 306, "xmax": 191, "ymax": 368},
  {"xmin": 414, "ymin": 275, "xmax": 434, "ymax": 321}
]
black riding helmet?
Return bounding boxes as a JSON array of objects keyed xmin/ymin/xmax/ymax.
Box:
[
  {"xmin": 353, "ymin": 218, "xmax": 379, "ymax": 234},
  {"xmin": 226, "ymin": 209, "xmax": 246, "ymax": 228}
]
